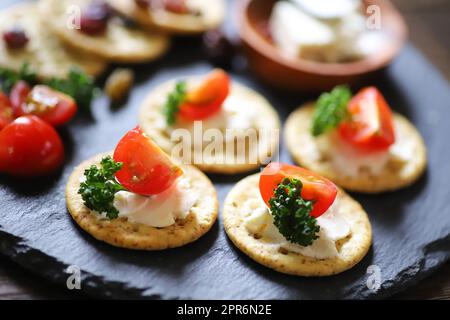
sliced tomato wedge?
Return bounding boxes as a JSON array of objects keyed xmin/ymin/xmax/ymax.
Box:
[
  {"xmin": 113, "ymin": 126, "xmax": 183, "ymax": 196},
  {"xmin": 15, "ymin": 85, "xmax": 77, "ymax": 127},
  {"xmin": 178, "ymin": 69, "xmax": 230, "ymax": 121},
  {"xmin": 338, "ymin": 87, "xmax": 395, "ymax": 153},
  {"xmin": 259, "ymin": 162, "xmax": 337, "ymax": 218},
  {"xmin": 10, "ymin": 80, "xmax": 31, "ymax": 117},
  {"xmin": 0, "ymin": 92, "xmax": 14, "ymax": 130}
]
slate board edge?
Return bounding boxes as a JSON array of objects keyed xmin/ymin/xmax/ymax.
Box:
[{"xmin": 1, "ymin": 227, "xmax": 449, "ymax": 299}]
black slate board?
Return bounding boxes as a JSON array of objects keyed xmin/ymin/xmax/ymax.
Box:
[{"xmin": 1, "ymin": 0, "xmax": 450, "ymax": 300}]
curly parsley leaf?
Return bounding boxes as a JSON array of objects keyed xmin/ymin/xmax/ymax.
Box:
[
  {"xmin": 163, "ymin": 81, "xmax": 186, "ymax": 126},
  {"xmin": 78, "ymin": 156, "xmax": 126, "ymax": 219},
  {"xmin": 311, "ymin": 85, "xmax": 352, "ymax": 137},
  {"xmin": 268, "ymin": 178, "xmax": 320, "ymax": 247},
  {"xmin": 0, "ymin": 63, "xmax": 37, "ymax": 93},
  {"xmin": 46, "ymin": 68, "xmax": 98, "ymax": 111}
]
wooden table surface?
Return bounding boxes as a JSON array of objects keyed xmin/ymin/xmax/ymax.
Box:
[{"xmin": 1, "ymin": 0, "xmax": 449, "ymax": 300}]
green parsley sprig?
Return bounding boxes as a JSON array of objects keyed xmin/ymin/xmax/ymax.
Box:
[
  {"xmin": 268, "ymin": 178, "xmax": 320, "ymax": 247},
  {"xmin": 46, "ymin": 68, "xmax": 98, "ymax": 111},
  {"xmin": 0, "ymin": 63, "xmax": 37, "ymax": 93},
  {"xmin": 311, "ymin": 85, "xmax": 352, "ymax": 137},
  {"xmin": 78, "ymin": 156, "xmax": 126, "ymax": 219},
  {"xmin": 163, "ymin": 81, "xmax": 186, "ymax": 126}
]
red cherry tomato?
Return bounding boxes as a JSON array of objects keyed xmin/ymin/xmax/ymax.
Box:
[
  {"xmin": 113, "ymin": 126, "xmax": 183, "ymax": 196},
  {"xmin": 0, "ymin": 115, "xmax": 64, "ymax": 177},
  {"xmin": 179, "ymin": 69, "xmax": 230, "ymax": 121},
  {"xmin": 10, "ymin": 80, "xmax": 31, "ymax": 117},
  {"xmin": 338, "ymin": 87, "xmax": 395, "ymax": 153},
  {"xmin": 15, "ymin": 85, "xmax": 77, "ymax": 127},
  {"xmin": 0, "ymin": 92, "xmax": 14, "ymax": 130},
  {"xmin": 259, "ymin": 162, "xmax": 337, "ymax": 218}
]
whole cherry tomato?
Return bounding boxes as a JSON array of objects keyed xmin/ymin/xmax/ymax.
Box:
[
  {"xmin": 113, "ymin": 126, "xmax": 183, "ymax": 196},
  {"xmin": 259, "ymin": 162, "xmax": 337, "ymax": 218},
  {"xmin": 14, "ymin": 85, "xmax": 77, "ymax": 127},
  {"xmin": 338, "ymin": 87, "xmax": 395, "ymax": 153},
  {"xmin": 0, "ymin": 115, "xmax": 64, "ymax": 177},
  {"xmin": 179, "ymin": 69, "xmax": 230, "ymax": 121}
]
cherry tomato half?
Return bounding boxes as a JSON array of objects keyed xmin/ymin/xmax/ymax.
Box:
[
  {"xmin": 179, "ymin": 69, "xmax": 230, "ymax": 121},
  {"xmin": 0, "ymin": 115, "xmax": 64, "ymax": 177},
  {"xmin": 0, "ymin": 92, "xmax": 14, "ymax": 130},
  {"xmin": 259, "ymin": 162, "xmax": 337, "ymax": 218},
  {"xmin": 10, "ymin": 80, "xmax": 31, "ymax": 117},
  {"xmin": 15, "ymin": 85, "xmax": 77, "ymax": 127},
  {"xmin": 338, "ymin": 87, "xmax": 395, "ymax": 153},
  {"xmin": 113, "ymin": 126, "xmax": 183, "ymax": 196}
]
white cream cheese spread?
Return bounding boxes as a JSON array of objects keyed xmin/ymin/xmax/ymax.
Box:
[
  {"xmin": 113, "ymin": 176, "xmax": 197, "ymax": 227},
  {"xmin": 244, "ymin": 197, "xmax": 351, "ymax": 259},
  {"xmin": 317, "ymin": 122, "xmax": 414, "ymax": 177}
]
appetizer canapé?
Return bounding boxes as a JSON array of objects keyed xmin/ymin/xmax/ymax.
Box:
[
  {"xmin": 285, "ymin": 86, "xmax": 427, "ymax": 193},
  {"xmin": 223, "ymin": 162, "xmax": 372, "ymax": 276},
  {"xmin": 39, "ymin": 0, "xmax": 170, "ymax": 63},
  {"xmin": 108, "ymin": 0, "xmax": 225, "ymax": 34},
  {"xmin": 268, "ymin": 0, "xmax": 387, "ymax": 63},
  {"xmin": 66, "ymin": 126, "xmax": 218, "ymax": 250},
  {"xmin": 0, "ymin": 2, "xmax": 106, "ymax": 78},
  {"xmin": 139, "ymin": 69, "xmax": 280, "ymax": 174}
]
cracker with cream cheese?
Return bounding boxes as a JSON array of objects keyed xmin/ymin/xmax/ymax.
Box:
[
  {"xmin": 39, "ymin": 0, "xmax": 170, "ymax": 63},
  {"xmin": 0, "ymin": 2, "xmax": 106, "ymax": 79},
  {"xmin": 223, "ymin": 173, "xmax": 372, "ymax": 276},
  {"xmin": 108, "ymin": 0, "xmax": 225, "ymax": 34},
  {"xmin": 66, "ymin": 153, "xmax": 218, "ymax": 250},
  {"xmin": 138, "ymin": 78, "xmax": 281, "ymax": 174},
  {"xmin": 284, "ymin": 104, "xmax": 427, "ymax": 193}
]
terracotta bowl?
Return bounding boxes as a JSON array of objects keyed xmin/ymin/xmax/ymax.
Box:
[{"xmin": 238, "ymin": 0, "xmax": 408, "ymax": 92}]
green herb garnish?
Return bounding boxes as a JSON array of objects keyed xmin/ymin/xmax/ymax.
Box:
[
  {"xmin": 78, "ymin": 156, "xmax": 126, "ymax": 219},
  {"xmin": 311, "ymin": 85, "xmax": 352, "ymax": 137},
  {"xmin": 46, "ymin": 68, "xmax": 98, "ymax": 111},
  {"xmin": 163, "ymin": 81, "xmax": 186, "ymax": 126},
  {"xmin": 0, "ymin": 63, "xmax": 37, "ymax": 93},
  {"xmin": 268, "ymin": 178, "xmax": 320, "ymax": 246}
]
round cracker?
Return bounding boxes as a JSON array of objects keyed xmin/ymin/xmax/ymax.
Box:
[
  {"xmin": 139, "ymin": 77, "xmax": 281, "ymax": 174},
  {"xmin": 108, "ymin": 0, "xmax": 225, "ymax": 34},
  {"xmin": 66, "ymin": 152, "xmax": 219, "ymax": 250},
  {"xmin": 0, "ymin": 3, "xmax": 106, "ymax": 79},
  {"xmin": 40, "ymin": 0, "xmax": 170, "ymax": 63},
  {"xmin": 284, "ymin": 103, "xmax": 427, "ymax": 193},
  {"xmin": 223, "ymin": 173, "xmax": 372, "ymax": 276}
]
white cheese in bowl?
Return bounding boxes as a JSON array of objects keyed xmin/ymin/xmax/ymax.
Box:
[{"xmin": 269, "ymin": 0, "xmax": 386, "ymax": 63}]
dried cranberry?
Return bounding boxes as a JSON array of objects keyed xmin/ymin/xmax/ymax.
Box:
[
  {"xmin": 79, "ymin": 0, "xmax": 112, "ymax": 35},
  {"xmin": 3, "ymin": 27, "xmax": 29, "ymax": 49},
  {"xmin": 203, "ymin": 30, "xmax": 236, "ymax": 69}
]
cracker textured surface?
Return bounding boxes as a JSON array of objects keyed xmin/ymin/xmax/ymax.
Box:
[
  {"xmin": 284, "ymin": 104, "xmax": 427, "ymax": 193},
  {"xmin": 66, "ymin": 153, "xmax": 219, "ymax": 250},
  {"xmin": 223, "ymin": 174, "xmax": 372, "ymax": 276},
  {"xmin": 139, "ymin": 78, "xmax": 281, "ymax": 174},
  {"xmin": 0, "ymin": 3, "xmax": 106, "ymax": 78},
  {"xmin": 108, "ymin": 0, "xmax": 225, "ymax": 34},
  {"xmin": 40, "ymin": 0, "xmax": 170, "ymax": 63}
]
